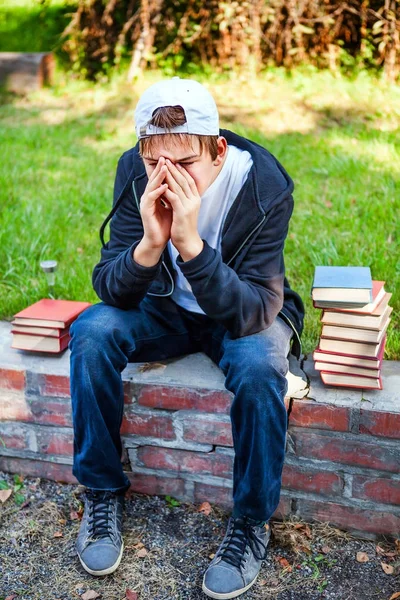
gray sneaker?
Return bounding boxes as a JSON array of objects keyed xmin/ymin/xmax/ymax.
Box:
[
  {"xmin": 76, "ymin": 489, "xmax": 125, "ymax": 576},
  {"xmin": 202, "ymin": 516, "xmax": 271, "ymax": 599}
]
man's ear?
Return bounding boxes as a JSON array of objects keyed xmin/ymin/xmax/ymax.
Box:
[{"xmin": 213, "ymin": 136, "xmax": 228, "ymax": 166}]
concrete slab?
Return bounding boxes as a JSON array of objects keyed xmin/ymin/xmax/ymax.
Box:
[
  {"xmin": 303, "ymin": 356, "xmax": 400, "ymax": 413},
  {"xmin": 1, "ymin": 321, "xmax": 398, "ymax": 410}
]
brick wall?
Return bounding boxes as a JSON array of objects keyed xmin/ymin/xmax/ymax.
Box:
[{"xmin": 1, "ymin": 359, "xmax": 399, "ymax": 540}]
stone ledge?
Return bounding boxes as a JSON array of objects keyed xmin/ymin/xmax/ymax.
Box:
[
  {"xmin": 1, "ymin": 320, "xmax": 400, "ymax": 539},
  {"xmin": 1, "ymin": 321, "xmax": 399, "ymax": 409}
]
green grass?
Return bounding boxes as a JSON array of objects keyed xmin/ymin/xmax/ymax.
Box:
[
  {"xmin": 0, "ymin": 0, "xmax": 76, "ymax": 54},
  {"xmin": 0, "ymin": 68, "xmax": 399, "ymax": 359}
]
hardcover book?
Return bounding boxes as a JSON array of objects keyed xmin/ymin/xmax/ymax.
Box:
[
  {"xmin": 313, "ymin": 335, "xmax": 386, "ymax": 369},
  {"xmin": 11, "ymin": 332, "xmax": 70, "ymax": 353},
  {"xmin": 11, "ymin": 324, "xmax": 70, "ymax": 338},
  {"xmin": 320, "ymin": 303, "xmax": 392, "ymax": 330},
  {"xmin": 320, "ymin": 371, "xmax": 382, "ymax": 390},
  {"xmin": 319, "ymin": 337, "xmax": 383, "ymax": 358},
  {"xmin": 314, "ymin": 362, "xmax": 381, "ymax": 379},
  {"xmin": 312, "ymin": 266, "xmax": 373, "ymax": 305},
  {"xmin": 13, "ymin": 299, "xmax": 91, "ymax": 329},
  {"xmin": 320, "ymin": 317, "xmax": 391, "ymax": 344}
]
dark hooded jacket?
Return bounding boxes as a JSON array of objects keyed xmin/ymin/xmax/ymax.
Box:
[{"xmin": 92, "ymin": 129, "xmax": 305, "ymax": 358}]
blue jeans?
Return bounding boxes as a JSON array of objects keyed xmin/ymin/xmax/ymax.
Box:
[{"xmin": 69, "ymin": 294, "xmax": 293, "ymax": 523}]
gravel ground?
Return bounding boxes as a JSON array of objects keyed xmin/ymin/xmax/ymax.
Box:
[{"xmin": 0, "ymin": 471, "xmax": 399, "ymax": 600}]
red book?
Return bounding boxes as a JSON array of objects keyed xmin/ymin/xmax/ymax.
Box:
[
  {"xmin": 11, "ymin": 324, "xmax": 69, "ymax": 338},
  {"xmin": 11, "ymin": 331, "xmax": 70, "ymax": 353},
  {"xmin": 314, "ymin": 362, "xmax": 381, "ymax": 379},
  {"xmin": 320, "ymin": 315, "xmax": 391, "ymax": 344},
  {"xmin": 320, "ymin": 371, "xmax": 383, "ymax": 390},
  {"xmin": 313, "ymin": 335, "xmax": 386, "ymax": 369},
  {"xmin": 13, "ymin": 299, "xmax": 91, "ymax": 329}
]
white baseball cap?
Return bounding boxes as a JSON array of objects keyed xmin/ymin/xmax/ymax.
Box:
[{"xmin": 134, "ymin": 77, "xmax": 219, "ymax": 139}]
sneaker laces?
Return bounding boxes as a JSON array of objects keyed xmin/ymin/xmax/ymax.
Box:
[
  {"xmin": 86, "ymin": 490, "xmax": 117, "ymax": 541},
  {"xmin": 216, "ymin": 517, "xmax": 268, "ymax": 570}
]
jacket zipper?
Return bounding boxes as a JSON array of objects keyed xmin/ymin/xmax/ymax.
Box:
[
  {"xmin": 132, "ymin": 180, "xmax": 175, "ymax": 297},
  {"xmin": 278, "ymin": 309, "xmax": 302, "ymax": 356},
  {"xmin": 133, "ymin": 180, "xmax": 302, "ymax": 350},
  {"xmin": 225, "ymin": 215, "xmax": 266, "ymax": 266}
]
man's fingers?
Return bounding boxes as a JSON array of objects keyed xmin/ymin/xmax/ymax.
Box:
[
  {"xmin": 163, "ymin": 187, "xmax": 183, "ymax": 211},
  {"xmin": 148, "ymin": 183, "xmax": 168, "ymax": 202},
  {"xmin": 166, "ymin": 160, "xmax": 192, "ymax": 197},
  {"xmin": 175, "ymin": 163, "xmax": 198, "ymax": 196},
  {"xmin": 148, "ymin": 165, "xmax": 167, "ymax": 191}
]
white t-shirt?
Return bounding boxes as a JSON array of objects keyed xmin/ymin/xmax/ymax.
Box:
[{"xmin": 167, "ymin": 144, "xmax": 253, "ymax": 314}]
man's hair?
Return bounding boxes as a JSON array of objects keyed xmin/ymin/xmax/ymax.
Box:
[{"xmin": 139, "ymin": 105, "xmax": 219, "ymax": 161}]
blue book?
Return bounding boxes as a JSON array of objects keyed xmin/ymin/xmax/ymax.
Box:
[{"xmin": 312, "ymin": 266, "xmax": 373, "ymax": 306}]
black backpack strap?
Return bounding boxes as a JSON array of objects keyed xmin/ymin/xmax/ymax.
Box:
[{"xmin": 99, "ymin": 165, "xmax": 136, "ymax": 248}]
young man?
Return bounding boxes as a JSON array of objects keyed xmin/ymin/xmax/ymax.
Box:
[{"xmin": 69, "ymin": 77, "xmax": 304, "ymax": 598}]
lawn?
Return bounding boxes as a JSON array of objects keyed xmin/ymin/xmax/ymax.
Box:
[{"xmin": 0, "ymin": 67, "xmax": 399, "ymax": 358}]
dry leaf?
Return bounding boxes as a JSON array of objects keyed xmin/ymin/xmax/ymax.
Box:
[
  {"xmin": 53, "ymin": 531, "xmax": 63, "ymax": 538},
  {"xmin": 376, "ymin": 545, "xmax": 386, "ymax": 555},
  {"xmin": 70, "ymin": 510, "xmax": 80, "ymax": 520},
  {"xmin": 303, "ymin": 525, "xmax": 312, "ymax": 539},
  {"xmin": 58, "ymin": 518, "xmax": 67, "ymax": 525},
  {"xmin": 0, "ymin": 489, "xmax": 12, "ymax": 503},
  {"xmin": 5, "ymin": 595, "xmax": 18, "ymax": 600},
  {"xmin": 209, "ymin": 553, "xmax": 215, "ymax": 559},
  {"xmin": 356, "ymin": 552, "xmax": 369, "ymax": 563},
  {"xmin": 125, "ymin": 590, "xmax": 138, "ymax": 600},
  {"xmin": 395, "ymin": 539, "xmax": 400, "ymax": 554},
  {"xmin": 137, "ymin": 362, "xmax": 166, "ymax": 372},
  {"xmin": 258, "ymin": 578, "xmax": 267, "ymax": 586},
  {"xmin": 381, "ymin": 562, "xmax": 394, "ymax": 575},
  {"xmin": 198, "ymin": 502, "xmax": 212, "ymax": 516},
  {"xmin": 321, "ymin": 545, "xmax": 332, "ymax": 554},
  {"xmin": 136, "ymin": 547, "xmax": 148, "ymax": 558},
  {"xmin": 389, "ymin": 593, "xmax": 400, "ymax": 600},
  {"xmin": 277, "ymin": 556, "xmax": 292, "ymax": 572},
  {"xmin": 133, "ymin": 542, "xmax": 144, "ymax": 549},
  {"xmin": 81, "ymin": 591, "xmax": 101, "ymax": 600}
]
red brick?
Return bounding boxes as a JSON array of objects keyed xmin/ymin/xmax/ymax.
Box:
[
  {"xmin": 352, "ymin": 475, "xmax": 400, "ymax": 506},
  {"xmin": 193, "ymin": 482, "xmax": 291, "ymax": 519},
  {"xmin": 0, "ymin": 368, "xmax": 25, "ymax": 391},
  {"xmin": 282, "ymin": 463, "xmax": 343, "ymax": 496},
  {"xmin": 137, "ymin": 385, "xmax": 232, "ymax": 413},
  {"xmin": 30, "ymin": 399, "xmax": 72, "ymax": 427},
  {"xmin": 39, "ymin": 374, "xmax": 70, "ymax": 398},
  {"xmin": 359, "ymin": 410, "xmax": 400, "ymax": 440},
  {"xmin": 0, "ymin": 430, "xmax": 27, "ymax": 450},
  {"xmin": 194, "ymin": 481, "xmax": 232, "ymax": 509},
  {"xmin": 182, "ymin": 415, "xmax": 233, "ymax": 447},
  {"xmin": 123, "ymin": 380, "xmax": 133, "ymax": 404},
  {"xmin": 289, "ymin": 400, "xmax": 350, "ymax": 432},
  {"xmin": 137, "ymin": 446, "xmax": 233, "ymax": 478},
  {"xmin": 36, "ymin": 429, "xmax": 74, "ymax": 457},
  {"xmin": 0, "ymin": 456, "xmax": 77, "ymax": 484},
  {"xmin": 292, "ymin": 430, "xmax": 400, "ymax": 473},
  {"xmin": 121, "ymin": 410, "xmax": 175, "ymax": 439},
  {"xmin": 296, "ymin": 498, "xmax": 400, "ymax": 537},
  {"xmin": 126, "ymin": 471, "xmax": 186, "ymax": 498},
  {"xmin": 272, "ymin": 496, "xmax": 292, "ymax": 520},
  {"xmin": 1, "ymin": 391, "xmax": 32, "ymax": 421}
]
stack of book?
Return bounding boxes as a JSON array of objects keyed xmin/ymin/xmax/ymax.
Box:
[
  {"xmin": 311, "ymin": 266, "xmax": 392, "ymax": 390},
  {"xmin": 11, "ymin": 298, "xmax": 92, "ymax": 353}
]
